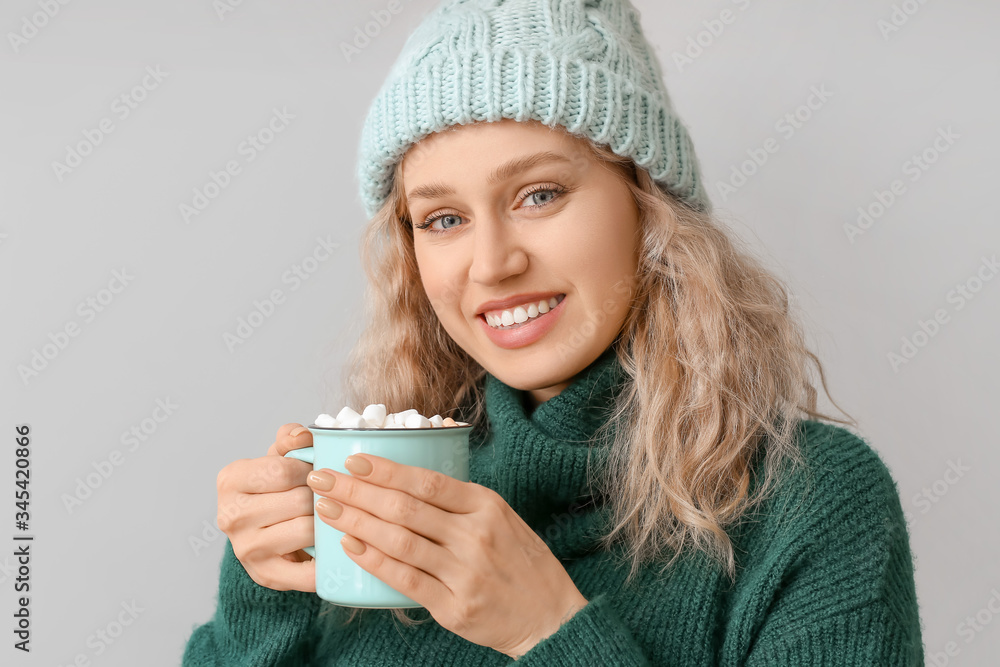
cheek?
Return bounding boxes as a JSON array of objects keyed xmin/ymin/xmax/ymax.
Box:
[
  {"xmin": 413, "ymin": 241, "xmax": 437, "ymax": 286},
  {"xmin": 418, "ymin": 270, "xmax": 445, "ymax": 313},
  {"xmin": 413, "ymin": 246, "xmax": 463, "ymax": 320},
  {"xmin": 412, "ymin": 246, "xmax": 439, "ymax": 307},
  {"xmin": 581, "ymin": 219, "xmax": 640, "ymax": 319},
  {"xmin": 578, "ymin": 227, "xmax": 639, "ymax": 286}
]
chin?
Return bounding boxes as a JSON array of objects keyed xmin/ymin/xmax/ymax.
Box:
[{"xmin": 481, "ymin": 358, "xmax": 576, "ymax": 393}]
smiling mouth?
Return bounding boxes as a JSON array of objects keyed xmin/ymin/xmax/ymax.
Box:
[{"xmin": 481, "ymin": 294, "xmax": 566, "ymax": 329}]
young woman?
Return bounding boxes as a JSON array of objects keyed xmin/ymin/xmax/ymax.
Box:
[{"xmin": 185, "ymin": 1, "xmax": 923, "ymax": 664}]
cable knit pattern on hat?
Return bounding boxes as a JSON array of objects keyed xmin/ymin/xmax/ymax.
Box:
[{"xmin": 356, "ymin": 0, "xmax": 712, "ymax": 218}]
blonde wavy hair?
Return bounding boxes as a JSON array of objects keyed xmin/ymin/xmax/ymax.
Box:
[{"xmin": 319, "ymin": 134, "xmax": 854, "ymax": 630}]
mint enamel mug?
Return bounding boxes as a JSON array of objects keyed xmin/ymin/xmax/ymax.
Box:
[{"xmin": 284, "ymin": 423, "xmax": 472, "ymax": 608}]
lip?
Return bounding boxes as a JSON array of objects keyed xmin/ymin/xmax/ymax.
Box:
[
  {"xmin": 478, "ymin": 294, "xmax": 566, "ymax": 349},
  {"xmin": 476, "ymin": 292, "xmax": 564, "ymax": 316}
]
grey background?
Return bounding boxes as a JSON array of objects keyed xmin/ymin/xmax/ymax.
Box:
[{"xmin": 1, "ymin": 1, "xmax": 997, "ymax": 665}]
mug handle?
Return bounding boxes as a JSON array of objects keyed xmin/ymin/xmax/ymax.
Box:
[{"xmin": 283, "ymin": 446, "xmax": 316, "ymax": 558}]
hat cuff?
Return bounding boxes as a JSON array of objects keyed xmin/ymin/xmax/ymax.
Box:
[{"xmin": 357, "ymin": 48, "xmax": 712, "ymax": 219}]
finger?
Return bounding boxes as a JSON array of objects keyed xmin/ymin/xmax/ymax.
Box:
[
  {"xmin": 317, "ymin": 496, "xmax": 456, "ymax": 578},
  {"xmin": 258, "ymin": 486, "xmax": 315, "ymax": 529},
  {"xmin": 310, "ymin": 469, "xmax": 457, "ymax": 546},
  {"xmin": 257, "ymin": 553, "xmax": 317, "ymax": 593},
  {"xmin": 252, "ymin": 516, "xmax": 317, "ymax": 592},
  {"xmin": 342, "ymin": 454, "xmax": 477, "ymax": 514},
  {"xmin": 267, "ymin": 423, "xmax": 305, "ymax": 455},
  {"xmin": 222, "ymin": 456, "xmax": 312, "ymax": 494},
  {"xmin": 270, "ymin": 423, "xmax": 313, "ymax": 457},
  {"xmin": 266, "ymin": 514, "xmax": 316, "ymax": 557},
  {"xmin": 341, "ymin": 534, "xmax": 450, "ymax": 609}
]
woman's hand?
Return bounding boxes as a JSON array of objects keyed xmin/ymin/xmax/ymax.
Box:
[
  {"xmin": 215, "ymin": 424, "xmax": 317, "ymax": 592},
  {"xmin": 307, "ymin": 454, "xmax": 589, "ymax": 659}
]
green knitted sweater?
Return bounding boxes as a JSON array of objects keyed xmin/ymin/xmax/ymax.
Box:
[{"xmin": 183, "ymin": 350, "xmax": 924, "ymax": 665}]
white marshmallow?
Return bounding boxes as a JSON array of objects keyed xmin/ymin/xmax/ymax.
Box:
[
  {"xmin": 316, "ymin": 407, "xmax": 463, "ymax": 429},
  {"xmin": 404, "ymin": 413, "xmax": 431, "ymax": 429},
  {"xmin": 336, "ymin": 406, "xmax": 362, "ymax": 424},
  {"xmin": 314, "ymin": 413, "xmax": 338, "ymax": 428},
  {"xmin": 393, "ymin": 409, "xmax": 418, "ymax": 425},
  {"xmin": 338, "ymin": 414, "xmax": 365, "ymax": 429},
  {"xmin": 362, "ymin": 403, "xmax": 387, "ymax": 428}
]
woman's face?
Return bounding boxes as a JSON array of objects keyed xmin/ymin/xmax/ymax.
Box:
[{"xmin": 402, "ymin": 118, "xmax": 640, "ymax": 408}]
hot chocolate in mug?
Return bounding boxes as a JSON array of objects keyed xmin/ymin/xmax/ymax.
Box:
[{"xmin": 284, "ymin": 423, "xmax": 472, "ymax": 608}]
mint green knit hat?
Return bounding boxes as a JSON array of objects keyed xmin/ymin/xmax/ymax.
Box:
[{"xmin": 356, "ymin": 0, "xmax": 712, "ymax": 219}]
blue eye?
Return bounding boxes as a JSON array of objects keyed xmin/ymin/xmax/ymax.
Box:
[
  {"xmin": 523, "ymin": 188, "xmax": 557, "ymax": 206},
  {"xmin": 415, "ymin": 212, "xmax": 464, "ymax": 233},
  {"xmin": 415, "ymin": 183, "xmax": 568, "ymax": 234}
]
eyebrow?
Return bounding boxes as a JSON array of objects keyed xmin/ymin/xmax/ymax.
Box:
[{"xmin": 405, "ymin": 151, "xmax": 574, "ymax": 206}]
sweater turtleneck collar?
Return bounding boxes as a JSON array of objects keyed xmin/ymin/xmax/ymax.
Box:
[{"xmin": 468, "ymin": 347, "xmax": 626, "ymax": 561}]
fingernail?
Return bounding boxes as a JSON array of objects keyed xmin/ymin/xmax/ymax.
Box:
[
  {"xmin": 342, "ymin": 534, "xmax": 366, "ymax": 555},
  {"xmin": 290, "ymin": 426, "xmax": 309, "ymax": 437},
  {"xmin": 308, "ymin": 470, "xmax": 336, "ymax": 492},
  {"xmin": 345, "ymin": 456, "xmax": 372, "ymax": 476},
  {"xmin": 316, "ymin": 498, "xmax": 342, "ymax": 519}
]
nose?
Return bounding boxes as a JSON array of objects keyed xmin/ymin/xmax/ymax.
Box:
[{"xmin": 468, "ymin": 212, "xmax": 528, "ymax": 286}]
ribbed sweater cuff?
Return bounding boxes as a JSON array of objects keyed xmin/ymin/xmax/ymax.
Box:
[
  {"xmin": 209, "ymin": 539, "xmax": 322, "ymax": 656},
  {"xmin": 746, "ymin": 603, "xmax": 922, "ymax": 666},
  {"xmin": 218, "ymin": 539, "xmax": 320, "ymax": 610},
  {"xmin": 514, "ymin": 593, "xmax": 649, "ymax": 666}
]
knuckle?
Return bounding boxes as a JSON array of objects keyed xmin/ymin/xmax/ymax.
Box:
[
  {"xmin": 216, "ymin": 462, "xmax": 241, "ymax": 493},
  {"xmin": 485, "ymin": 485, "xmax": 503, "ymax": 502},
  {"xmin": 246, "ymin": 464, "xmax": 271, "ymax": 492},
  {"xmin": 483, "ymin": 487, "xmax": 507, "ymax": 513},
  {"xmin": 268, "ymin": 457, "xmax": 292, "ymax": 483},
  {"xmin": 398, "ymin": 568, "xmax": 422, "ymax": 595},
  {"xmin": 296, "ymin": 486, "xmax": 315, "ymax": 509},
  {"xmin": 441, "ymin": 610, "xmax": 463, "ymax": 635},
  {"xmin": 274, "ymin": 436, "xmax": 294, "ymax": 457},
  {"xmin": 415, "ymin": 470, "xmax": 444, "ymax": 501},
  {"xmin": 245, "ymin": 473, "xmax": 267, "ymax": 494},
  {"xmin": 216, "ymin": 510, "xmax": 233, "ymax": 533},
  {"xmin": 467, "ymin": 570, "xmax": 486, "ymax": 593},
  {"xmin": 251, "ymin": 570, "xmax": 277, "ymax": 590},
  {"xmin": 468, "ymin": 524, "xmax": 494, "ymax": 550},
  {"xmin": 390, "ymin": 528, "xmax": 416, "ymax": 559},
  {"xmin": 449, "ymin": 599, "xmax": 482, "ymax": 635},
  {"xmin": 388, "ymin": 493, "xmax": 419, "ymax": 523},
  {"xmin": 380, "ymin": 464, "xmax": 400, "ymax": 489},
  {"xmin": 250, "ymin": 457, "xmax": 291, "ymax": 492},
  {"xmin": 344, "ymin": 510, "xmax": 363, "ymax": 533},
  {"xmin": 454, "ymin": 597, "xmax": 475, "ymax": 620},
  {"xmin": 341, "ymin": 478, "xmax": 363, "ymax": 504},
  {"xmin": 216, "ymin": 497, "xmax": 241, "ymax": 530}
]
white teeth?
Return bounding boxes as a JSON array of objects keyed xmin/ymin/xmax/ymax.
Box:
[{"xmin": 485, "ymin": 296, "xmax": 563, "ymax": 329}]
